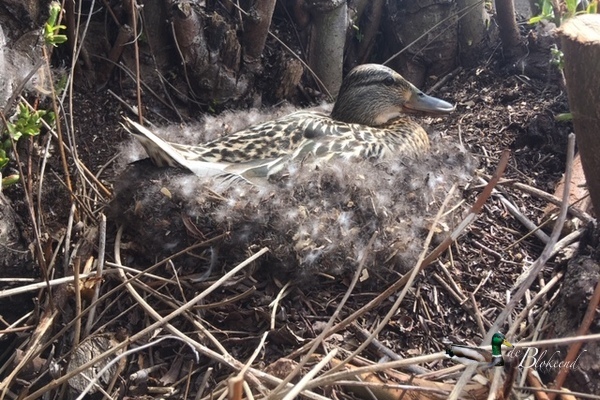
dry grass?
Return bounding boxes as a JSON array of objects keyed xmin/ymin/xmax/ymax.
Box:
[{"xmin": 1, "ymin": 4, "xmax": 599, "ymax": 400}]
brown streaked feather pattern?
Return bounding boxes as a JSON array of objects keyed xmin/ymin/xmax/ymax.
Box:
[
  {"xmin": 167, "ymin": 111, "xmax": 430, "ymax": 164},
  {"xmin": 127, "ymin": 64, "xmax": 455, "ymax": 181}
]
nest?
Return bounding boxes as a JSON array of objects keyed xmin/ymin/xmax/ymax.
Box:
[{"xmin": 108, "ymin": 135, "xmax": 476, "ymax": 285}]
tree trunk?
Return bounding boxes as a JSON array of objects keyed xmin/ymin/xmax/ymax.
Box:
[
  {"xmin": 383, "ymin": 1, "xmax": 458, "ymax": 87},
  {"xmin": 494, "ymin": 0, "xmax": 525, "ymax": 59},
  {"xmin": 457, "ymin": 0, "xmax": 489, "ymax": 66},
  {"xmin": 241, "ymin": 0, "xmax": 277, "ymax": 72},
  {"xmin": 307, "ymin": 0, "xmax": 348, "ymax": 97},
  {"xmin": 354, "ymin": 0, "xmax": 385, "ymax": 66},
  {"xmin": 560, "ymin": 14, "xmax": 600, "ymax": 214}
]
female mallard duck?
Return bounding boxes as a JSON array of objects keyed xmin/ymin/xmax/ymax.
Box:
[
  {"xmin": 124, "ymin": 64, "xmax": 455, "ymax": 181},
  {"xmin": 446, "ymin": 332, "xmax": 513, "ymax": 367}
]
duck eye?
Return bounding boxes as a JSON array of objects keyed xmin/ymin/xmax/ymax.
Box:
[{"xmin": 383, "ymin": 77, "xmax": 395, "ymax": 86}]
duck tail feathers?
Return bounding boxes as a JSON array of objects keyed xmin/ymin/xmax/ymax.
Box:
[{"xmin": 123, "ymin": 117, "xmax": 239, "ymax": 180}]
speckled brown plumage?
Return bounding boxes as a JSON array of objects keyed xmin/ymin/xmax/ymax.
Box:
[
  {"xmin": 169, "ymin": 111, "xmax": 431, "ymax": 162},
  {"xmin": 124, "ymin": 64, "xmax": 455, "ymax": 181}
]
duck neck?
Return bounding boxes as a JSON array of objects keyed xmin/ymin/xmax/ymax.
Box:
[
  {"xmin": 330, "ymin": 107, "xmax": 377, "ymax": 126},
  {"xmin": 490, "ymin": 355, "xmax": 505, "ymax": 367},
  {"xmin": 491, "ymin": 343, "xmax": 503, "ymax": 356}
]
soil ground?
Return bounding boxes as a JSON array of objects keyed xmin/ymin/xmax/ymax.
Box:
[{"xmin": 1, "ymin": 11, "xmax": 598, "ymax": 399}]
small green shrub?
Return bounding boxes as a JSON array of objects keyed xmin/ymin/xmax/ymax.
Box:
[
  {"xmin": 44, "ymin": 2, "xmax": 68, "ymax": 47},
  {"xmin": 1, "ymin": 103, "xmax": 55, "ymax": 188},
  {"xmin": 529, "ymin": 0, "xmax": 598, "ymax": 25},
  {"xmin": 1, "ymin": 2, "xmax": 66, "ymax": 189}
]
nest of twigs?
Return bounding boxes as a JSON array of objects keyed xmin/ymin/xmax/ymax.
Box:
[{"xmin": 2, "ymin": 41, "xmax": 600, "ymax": 400}]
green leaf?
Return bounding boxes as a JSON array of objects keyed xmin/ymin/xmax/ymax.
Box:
[
  {"xmin": 1, "ymin": 174, "xmax": 20, "ymax": 188},
  {"xmin": 528, "ymin": 15, "xmax": 544, "ymax": 24},
  {"xmin": 555, "ymin": 112, "xmax": 573, "ymax": 121},
  {"xmin": 565, "ymin": 0, "xmax": 578, "ymax": 15},
  {"xmin": 44, "ymin": 2, "xmax": 67, "ymax": 46},
  {"xmin": 541, "ymin": 0, "xmax": 554, "ymax": 16},
  {"xmin": 0, "ymin": 149, "xmax": 8, "ymax": 169},
  {"xmin": 587, "ymin": 2, "xmax": 597, "ymax": 13}
]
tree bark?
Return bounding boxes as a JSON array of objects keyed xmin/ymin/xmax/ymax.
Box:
[
  {"xmin": 241, "ymin": 0, "xmax": 277, "ymax": 72},
  {"xmin": 457, "ymin": 0, "xmax": 489, "ymax": 66},
  {"xmin": 167, "ymin": 2, "xmax": 248, "ymax": 104},
  {"xmin": 170, "ymin": 1, "xmax": 208, "ymax": 70},
  {"xmin": 383, "ymin": 1, "xmax": 457, "ymax": 87},
  {"xmin": 307, "ymin": 0, "xmax": 348, "ymax": 97},
  {"xmin": 494, "ymin": 0, "xmax": 525, "ymax": 59},
  {"xmin": 560, "ymin": 14, "xmax": 600, "ymax": 214},
  {"xmin": 356, "ymin": 0, "xmax": 384, "ymax": 65}
]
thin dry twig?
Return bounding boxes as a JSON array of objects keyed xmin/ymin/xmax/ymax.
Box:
[
  {"xmin": 448, "ymin": 134, "xmax": 577, "ymax": 399},
  {"xmin": 323, "ymin": 185, "xmax": 457, "ymax": 379},
  {"xmin": 83, "ymin": 214, "xmax": 106, "ymax": 337},
  {"xmin": 269, "ymin": 232, "xmax": 379, "ymax": 398},
  {"xmin": 548, "ymin": 278, "xmax": 600, "ymax": 399},
  {"xmin": 498, "ymin": 179, "xmax": 594, "ymax": 224}
]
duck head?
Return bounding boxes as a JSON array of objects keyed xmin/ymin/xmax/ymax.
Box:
[
  {"xmin": 491, "ymin": 332, "xmax": 513, "ymax": 355},
  {"xmin": 331, "ymin": 64, "xmax": 455, "ymax": 126}
]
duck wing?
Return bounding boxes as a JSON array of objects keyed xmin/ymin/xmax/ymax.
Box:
[
  {"xmin": 124, "ymin": 117, "xmax": 295, "ymax": 183},
  {"xmin": 164, "ymin": 111, "xmax": 354, "ymax": 163},
  {"xmin": 445, "ymin": 345, "xmax": 491, "ymax": 363}
]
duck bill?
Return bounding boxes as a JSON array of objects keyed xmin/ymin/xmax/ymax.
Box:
[
  {"xmin": 503, "ymin": 339, "xmax": 513, "ymax": 347},
  {"xmin": 403, "ymin": 90, "xmax": 455, "ymax": 115}
]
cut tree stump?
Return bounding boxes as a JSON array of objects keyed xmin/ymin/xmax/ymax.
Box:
[{"xmin": 560, "ymin": 15, "xmax": 600, "ymax": 214}]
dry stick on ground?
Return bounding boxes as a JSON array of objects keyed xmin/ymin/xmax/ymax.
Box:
[
  {"xmin": 19, "ymin": 98, "xmax": 111, "ymax": 199},
  {"xmin": 548, "ymin": 279, "xmax": 600, "ymax": 399},
  {"xmin": 281, "ymin": 349, "xmax": 339, "ymax": 400},
  {"xmin": 479, "ymin": 178, "xmax": 550, "ymax": 244},
  {"xmin": 0, "ymin": 270, "xmax": 131, "ymax": 395},
  {"xmin": 508, "ymin": 272, "xmax": 564, "ymax": 339},
  {"xmin": 350, "ymin": 323, "xmax": 430, "ymax": 375},
  {"xmin": 269, "ymin": 232, "xmax": 379, "ymax": 399},
  {"xmin": 518, "ymin": 385, "xmax": 600, "ymax": 400},
  {"xmin": 497, "ymin": 180, "xmax": 594, "ymax": 224},
  {"xmin": 21, "ymin": 248, "xmax": 278, "ymax": 400},
  {"xmin": 520, "ymin": 312, "xmax": 551, "ymax": 400},
  {"xmin": 123, "ymin": 275, "xmax": 235, "ymax": 356},
  {"xmin": 287, "ymin": 151, "xmax": 510, "ymax": 363},
  {"xmin": 525, "ymin": 370, "xmax": 552, "ymax": 400},
  {"xmin": 301, "ymin": 354, "xmax": 457, "ymax": 395},
  {"xmin": 72, "ymin": 256, "xmax": 82, "ymax": 358},
  {"xmin": 431, "ymin": 272, "xmax": 489, "ymax": 334},
  {"xmin": 63, "ymin": 203, "xmax": 77, "ymax": 275},
  {"xmin": 108, "ymin": 273, "xmax": 329, "ymax": 399},
  {"xmin": 113, "ymin": 227, "xmax": 236, "ymax": 359},
  {"xmin": 321, "ymin": 185, "xmax": 458, "ymax": 382},
  {"xmin": 468, "ymin": 292, "xmax": 487, "ymax": 337},
  {"xmin": 472, "ymin": 334, "xmax": 596, "ymax": 352},
  {"xmin": 83, "ymin": 214, "xmax": 106, "ymax": 337},
  {"xmin": 229, "ymin": 332, "xmax": 269, "ymax": 400},
  {"xmin": 0, "ymin": 271, "xmax": 119, "ymax": 299},
  {"xmin": 75, "ymin": 335, "xmax": 196, "ymax": 399},
  {"xmin": 20, "ymin": 244, "xmax": 295, "ymax": 400},
  {"xmin": 326, "ymin": 360, "xmax": 487, "ymax": 399},
  {"xmin": 0, "ymin": 240, "xmax": 224, "ymax": 394},
  {"xmin": 299, "ymin": 153, "xmax": 510, "ymax": 396},
  {"xmin": 448, "ymin": 134, "xmax": 576, "ymax": 400},
  {"xmin": 0, "ymin": 286, "xmax": 70, "ymax": 396}
]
